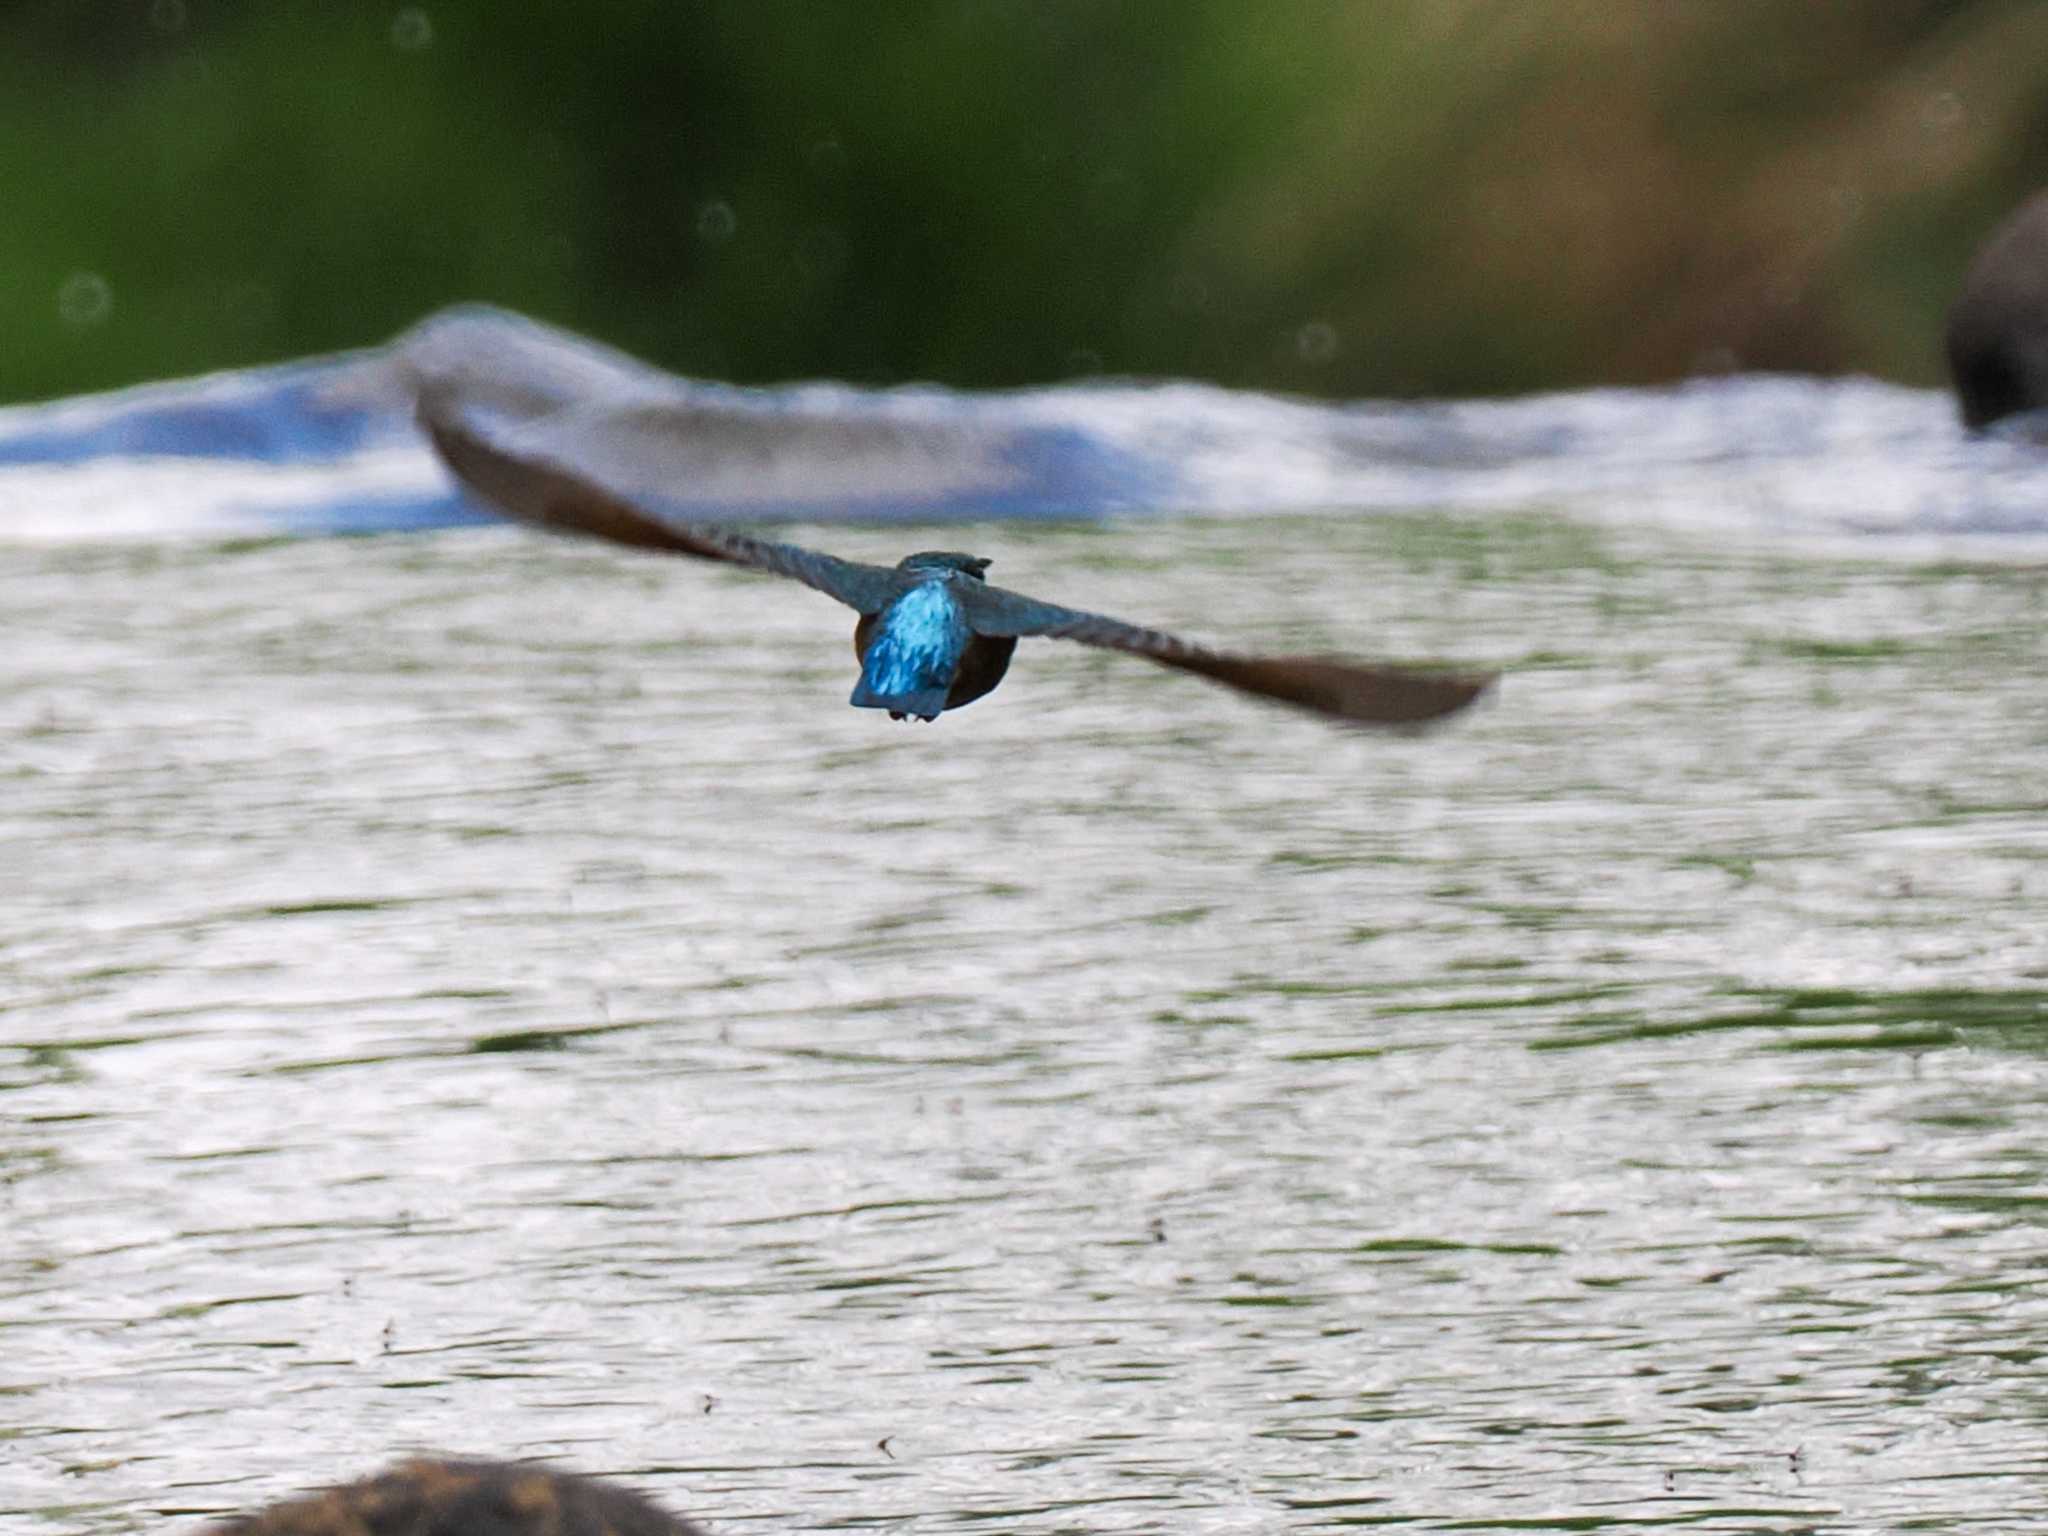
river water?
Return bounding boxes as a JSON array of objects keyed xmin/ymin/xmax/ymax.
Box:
[{"xmin": 4, "ymin": 326, "xmax": 2048, "ymax": 1533}]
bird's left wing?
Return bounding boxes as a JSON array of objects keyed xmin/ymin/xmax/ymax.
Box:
[
  {"xmin": 421, "ymin": 400, "xmax": 909, "ymax": 615},
  {"xmin": 958, "ymin": 582, "xmax": 1495, "ymax": 726}
]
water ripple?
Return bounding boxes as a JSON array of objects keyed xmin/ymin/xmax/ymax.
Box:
[{"xmin": 2, "ymin": 512, "xmax": 2047, "ymax": 1531}]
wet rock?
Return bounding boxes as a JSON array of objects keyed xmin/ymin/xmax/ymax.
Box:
[
  {"xmin": 199, "ymin": 1456, "xmax": 706, "ymax": 1536},
  {"xmin": 1946, "ymin": 191, "xmax": 2048, "ymax": 430}
]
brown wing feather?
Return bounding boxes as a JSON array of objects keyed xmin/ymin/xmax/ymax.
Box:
[
  {"xmin": 1138, "ymin": 647, "xmax": 1493, "ymax": 724},
  {"xmin": 959, "ymin": 585, "xmax": 1494, "ymax": 726},
  {"xmin": 421, "ymin": 401, "xmax": 907, "ymax": 614}
]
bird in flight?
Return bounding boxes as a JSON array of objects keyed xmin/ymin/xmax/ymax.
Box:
[{"xmin": 421, "ymin": 403, "xmax": 1496, "ymax": 728}]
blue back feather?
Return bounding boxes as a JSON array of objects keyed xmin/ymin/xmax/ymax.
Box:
[{"xmin": 850, "ymin": 580, "xmax": 969, "ymax": 718}]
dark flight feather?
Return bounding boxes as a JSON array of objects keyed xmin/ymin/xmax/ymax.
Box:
[
  {"xmin": 952, "ymin": 586, "xmax": 1495, "ymax": 725},
  {"xmin": 424, "ymin": 401, "xmax": 907, "ymax": 614}
]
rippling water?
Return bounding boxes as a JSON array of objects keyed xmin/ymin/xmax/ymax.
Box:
[{"xmin": 5, "ymin": 499, "xmax": 2048, "ymax": 1533}]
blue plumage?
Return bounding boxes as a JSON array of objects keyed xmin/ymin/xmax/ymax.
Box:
[{"xmin": 850, "ymin": 579, "xmax": 969, "ymax": 720}]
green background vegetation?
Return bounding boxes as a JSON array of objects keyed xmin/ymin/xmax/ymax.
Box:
[{"xmin": 5, "ymin": 0, "xmax": 2047, "ymax": 403}]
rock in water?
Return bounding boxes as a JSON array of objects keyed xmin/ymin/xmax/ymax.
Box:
[
  {"xmin": 1947, "ymin": 190, "xmax": 2048, "ymax": 431},
  {"xmin": 198, "ymin": 1456, "xmax": 706, "ymax": 1536}
]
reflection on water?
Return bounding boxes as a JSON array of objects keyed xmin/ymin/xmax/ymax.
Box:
[{"xmin": 4, "ymin": 512, "xmax": 2048, "ymax": 1532}]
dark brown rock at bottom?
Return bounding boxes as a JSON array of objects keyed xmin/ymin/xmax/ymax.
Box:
[{"xmin": 199, "ymin": 1456, "xmax": 705, "ymax": 1536}]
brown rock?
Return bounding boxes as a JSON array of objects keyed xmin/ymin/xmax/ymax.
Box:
[
  {"xmin": 1947, "ymin": 191, "xmax": 2048, "ymax": 429},
  {"xmin": 198, "ymin": 1456, "xmax": 706, "ymax": 1536}
]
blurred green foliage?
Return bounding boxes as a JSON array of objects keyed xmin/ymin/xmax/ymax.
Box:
[{"xmin": 3, "ymin": 0, "xmax": 2046, "ymax": 402}]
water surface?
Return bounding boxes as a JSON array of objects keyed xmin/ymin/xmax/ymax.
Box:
[{"xmin": 4, "ymin": 507, "xmax": 2048, "ymax": 1532}]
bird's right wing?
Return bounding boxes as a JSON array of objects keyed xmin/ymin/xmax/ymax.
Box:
[
  {"xmin": 961, "ymin": 583, "xmax": 1495, "ymax": 727},
  {"xmin": 421, "ymin": 398, "xmax": 909, "ymax": 615}
]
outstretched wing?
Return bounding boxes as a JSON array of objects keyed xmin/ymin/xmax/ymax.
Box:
[
  {"xmin": 421, "ymin": 400, "xmax": 910, "ymax": 615},
  {"xmin": 958, "ymin": 583, "xmax": 1495, "ymax": 726}
]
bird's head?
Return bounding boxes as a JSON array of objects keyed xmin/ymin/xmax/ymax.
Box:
[{"xmin": 898, "ymin": 551, "xmax": 991, "ymax": 581}]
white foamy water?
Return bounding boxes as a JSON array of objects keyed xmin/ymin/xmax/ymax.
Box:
[{"xmin": 5, "ymin": 305, "xmax": 2048, "ymax": 551}]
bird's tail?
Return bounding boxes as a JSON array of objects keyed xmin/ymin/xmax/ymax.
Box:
[{"xmin": 849, "ymin": 672, "xmax": 951, "ymax": 721}]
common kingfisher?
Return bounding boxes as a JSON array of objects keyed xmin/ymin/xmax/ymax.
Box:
[{"xmin": 423, "ymin": 405, "xmax": 1496, "ymax": 728}]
